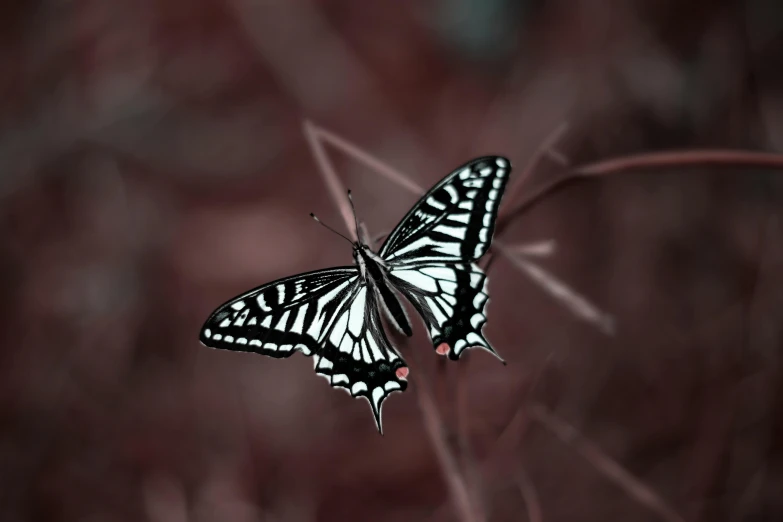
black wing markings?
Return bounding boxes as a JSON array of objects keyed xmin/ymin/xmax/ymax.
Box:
[
  {"xmin": 199, "ymin": 267, "xmax": 407, "ymax": 433},
  {"xmin": 381, "ymin": 156, "xmax": 511, "ymax": 361},
  {"xmin": 379, "ymin": 156, "xmax": 510, "ymax": 264},
  {"xmin": 390, "ymin": 262, "xmax": 502, "ymax": 362}
]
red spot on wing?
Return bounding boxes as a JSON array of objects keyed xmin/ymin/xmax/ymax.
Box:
[
  {"xmin": 436, "ymin": 343, "xmax": 450, "ymax": 355},
  {"xmin": 395, "ymin": 367, "xmax": 409, "ymax": 380}
]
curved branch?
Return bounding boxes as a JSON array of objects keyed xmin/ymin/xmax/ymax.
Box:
[{"xmin": 499, "ymin": 149, "xmax": 783, "ymax": 231}]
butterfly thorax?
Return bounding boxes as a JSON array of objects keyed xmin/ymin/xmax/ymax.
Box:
[{"xmin": 353, "ymin": 244, "xmax": 413, "ymax": 337}]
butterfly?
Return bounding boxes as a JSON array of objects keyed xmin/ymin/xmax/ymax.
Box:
[{"xmin": 199, "ymin": 156, "xmax": 511, "ymax": 433}]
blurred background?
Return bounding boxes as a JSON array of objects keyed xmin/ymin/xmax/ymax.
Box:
[{"xmin": 2, "ymin": 0, "xmax": 783, "ymax": 521}]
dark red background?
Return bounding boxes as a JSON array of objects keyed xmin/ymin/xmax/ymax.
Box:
[{"xmin": 1, "ymin": 1, "xmax": 782, "ymax": 521}]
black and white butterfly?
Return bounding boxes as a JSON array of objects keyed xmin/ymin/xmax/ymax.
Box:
[{"xmin": 199, "ymin": 156, "xmax": 511, "ymax": 433}]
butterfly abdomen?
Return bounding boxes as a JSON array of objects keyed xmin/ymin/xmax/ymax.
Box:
[{"xmin": 376, "ymin": 279, "xmax": 413, "ymax": 337}]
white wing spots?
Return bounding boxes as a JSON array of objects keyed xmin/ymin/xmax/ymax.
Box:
[
  {"xmin": 455, "ymin": 339, "xmax": 467, "ymax": 352},
  {"xmin": 330, "ymin": 312, "xmax": 350, "ymax": 346},
  {"xmin": 479, "ymin": 228, "xmax": 489, "ymax": 242},
  {"xmin": 263, "ymin": 342, "xmax": 277, "ymax": 351},
  {"xmin": 234, "ymin": 308, "xmax": 250, "ymax": 326},
  {"xmin": 421, "ymin": 266, "xmax": 456, "ymax": 281},
  {"xmin": 332, "ymin": 374, "xmax": 349, "ymax": 385},
  {"xmin": 237, "ymin": 337, "xmax": 248, "ymax": 345},
  {"xmin": 458, "ymin": 201, "xmax": 473, "ymax": 210},
  {"xmin": 224, "ymin": 335, "xmax": 234, "ymax": 343},
  {"xmin": 291, "ymin": 343, "xmax": 305, "ymax": 354},
  {"xmin": 219, "ymin": 318, "xmax": 231, "ymax": 328},
  {"xmin": 351, "ymin": 382, "xmax": 368, "ymax": 395},
  {"xmin": 466, "ymin": 332, "xmax": 485, "ymax": 346},
  {"xmin": 277, "ymin": 285, "xmax": 285, "ymax": 304},
  {"xmin": 470, "ymin": 272, "xmax": 482, "ymax": 286},
  {"xmin": 434, "ymin": 225, "xmax": 466, "ymax": 239},
  {"xmin": 434, "ymin": 242, "xmax": 461, "ymax": 256},
  {"xmin": 248, "ymin": 317, "xmax": 257, "ymax": 326},
  {"xmin": 213, "ymin": 333, "xmax": 222, "ymax": 341},
  {"xmin": 249, "ymin": 339, "xmax": 261, "ymax": 346},
  {"xmin": 485, "ymin": 199, "xmax": 496, "ymax": 212},
  {"xmin": 204, "ymin": 329, "xmax": 212, "ymax": 338},
  {"xmin": 436, "ymin": 298, "xmax": 454, "ymax": 316},
  {"xmin": 394, "ymin": 269, "xmax": 437, "ymax": 292},
  {"xmin": 275, "ymin": 310, "xmax": 290, "ymax": 331},
  {"xmin": 493, "ymin": 178, "xmax": 503, "ymax": 189},
  {"xmin": 470, "ymin": 313, "xmax": 485, "ymax": 328},
  {"xmin": 483, "ymin": 214, "xmax": 491, "ymax": 227},
  {"xmin": 444, "ymin": 184, "xmax": 459, "ymax": 202},
  {"xmin": 440, "ymin": 281, "xmax": 457, "ymax": 295},
  {"xmin": 426, "ymin": 196, "xmax": 446, "ymax": 210},
  {"xmin": 290, "ymin": 304, "xmax": 307, "ymax": 334},
  {"xmin": 340, "ymin": 335, "xmax": 353, "ymax": 355},
  {"xmin": 473, "ymin": 292, "xmax": 488, "ymax": 309},
  {"xmin": 458, "ymin": 168, "xmax": 471, "ymax": 180},
  {"xmin": 488, "ymin": 189, "xmax": 499, "ymax": 201},
  {"xmin": 387, "ymin": 237, "xmax": 429, "ymax": 258},
  {"xmin": 480, "ymin": 167, "xmax": 493, "ymax": 176},
  {"xmin": 432, "ymin": 304, "xmax": 448, "ymax": 325},
  {"xmin": 464, "ymin": 179, "xmax": 483, "ymax": 188},
  {"xmin": 257, "ymin": 293, "xmax": 271, "ymax": 312},
  {"xmin": 474, "ymin": 245, "xmax": 484, "ymax": 257},
  {"xmin": 372, "ymin": 387, "xmax": 385, "ymax": 409},
  {"xmin": 384, "ymin": 381, "xmax": 401, "ymax": 392},
  {"xmin": 261, "ymin": 316, "xmax": 272, "ymax": 329},
  {"xmin": 318, "ymin": 357, "xmax": 333, "ymax": 370},
  {"xmin": 496, "ymin": 157, "xmax": 508, "ymax": 168},
  {"xmin": 230, "ymin": 301, "xmax": 245, "ymax": 311},
  {"xmin": 466, "ymin": 190, "xmax": 478, "ymax": 199},
  {"xmin": 348, "ymin": 288, "xmax": 367, "ymax": 335},
  {"xmin": 450, "ymin": 213, "xmax": 470, "ymax": 224}
]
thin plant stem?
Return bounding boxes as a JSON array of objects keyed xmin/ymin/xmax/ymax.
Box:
[
  {"xmin": 499, "ymin": 122, "xmax": 570, "ymax": 222},
  {"xmin": 505, "ymin": 149, "xmax": 783, "ymax": 222},
  {"xmin": 529, "ymin": 403, "xmax": 686, "ymax": 522},
  {"xmin": 415, "ymin": 365, "xmax": 486, "ymax": 522},
  {"xmin": 303, "ymin": 120, "xmax": 357, "ymax": 239},
  {"xmin": 515, "ymin": 468, "xmax": 543, "ymax": 522},
  {"xmin": 308, "ymin": 120, "xmax": 426, "ymax": 195},
  {"xmin": 495, "ymin": 243, "xmax": 615, "ymax": 335}
]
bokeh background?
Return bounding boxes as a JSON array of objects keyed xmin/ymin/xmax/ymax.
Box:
[{"xmin": 2, "ymin": 1, "xmax": 783, "ymax": 521}]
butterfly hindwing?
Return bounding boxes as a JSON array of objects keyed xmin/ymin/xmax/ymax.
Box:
[
  {"xmin": 313, "ymin": 285, "xmax": 408, "ymax": 433},
  {"xmin": 390, "ymin": 262, "xmax": 499, "ymax": 361},
  {"xmin": 379, "ymin": 156, "xmax": 511, "ymax": 264}
]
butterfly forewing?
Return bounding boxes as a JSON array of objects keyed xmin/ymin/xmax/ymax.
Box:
[
  {"xmin": 379, "ymin": 156, "xmax": 511, "ymax": 264},
  {"xmin": 200, "ymin": 267, "xmax": 359, "ymax": 356}
]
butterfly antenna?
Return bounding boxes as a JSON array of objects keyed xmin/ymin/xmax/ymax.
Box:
[
  {"xmin": 346, "ymin": 190, "xmax": 361, "ymax": 241},
  {"xmin": 310, "ymin": 213, "xmax": 355, "ymax": 245}
]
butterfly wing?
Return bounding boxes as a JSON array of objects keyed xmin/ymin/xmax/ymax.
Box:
[
  {"xmin": 200, "ymin": 267, "xmax": 408, "ymax": 432},
  {"xmin": 380, "ymin": 156, "xmax": 511, "ymax": 360},
  {"xmin": 379, "ymin": 156, "xmax": 511, "ymax": 263},
  {"xmin": 314, "ymin": 283, "xmax": 408, "ymax": 433},
  {"xmin": 389, "ymin": 262, "xmax": 499, "ymax": 361}
]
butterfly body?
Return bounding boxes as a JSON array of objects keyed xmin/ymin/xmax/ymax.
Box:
[
  {"xmin": 200, "ymin": 156, "xmax": 512, "ymax": 433},
  {"xmin": 353, "ymin": 244, "xmax": 413, "ymax": 337}
]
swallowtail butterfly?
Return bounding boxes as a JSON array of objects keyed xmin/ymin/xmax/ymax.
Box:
[{"xmin": 199, "ymin": 156, "xmax": 511, "ymax": 433}]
